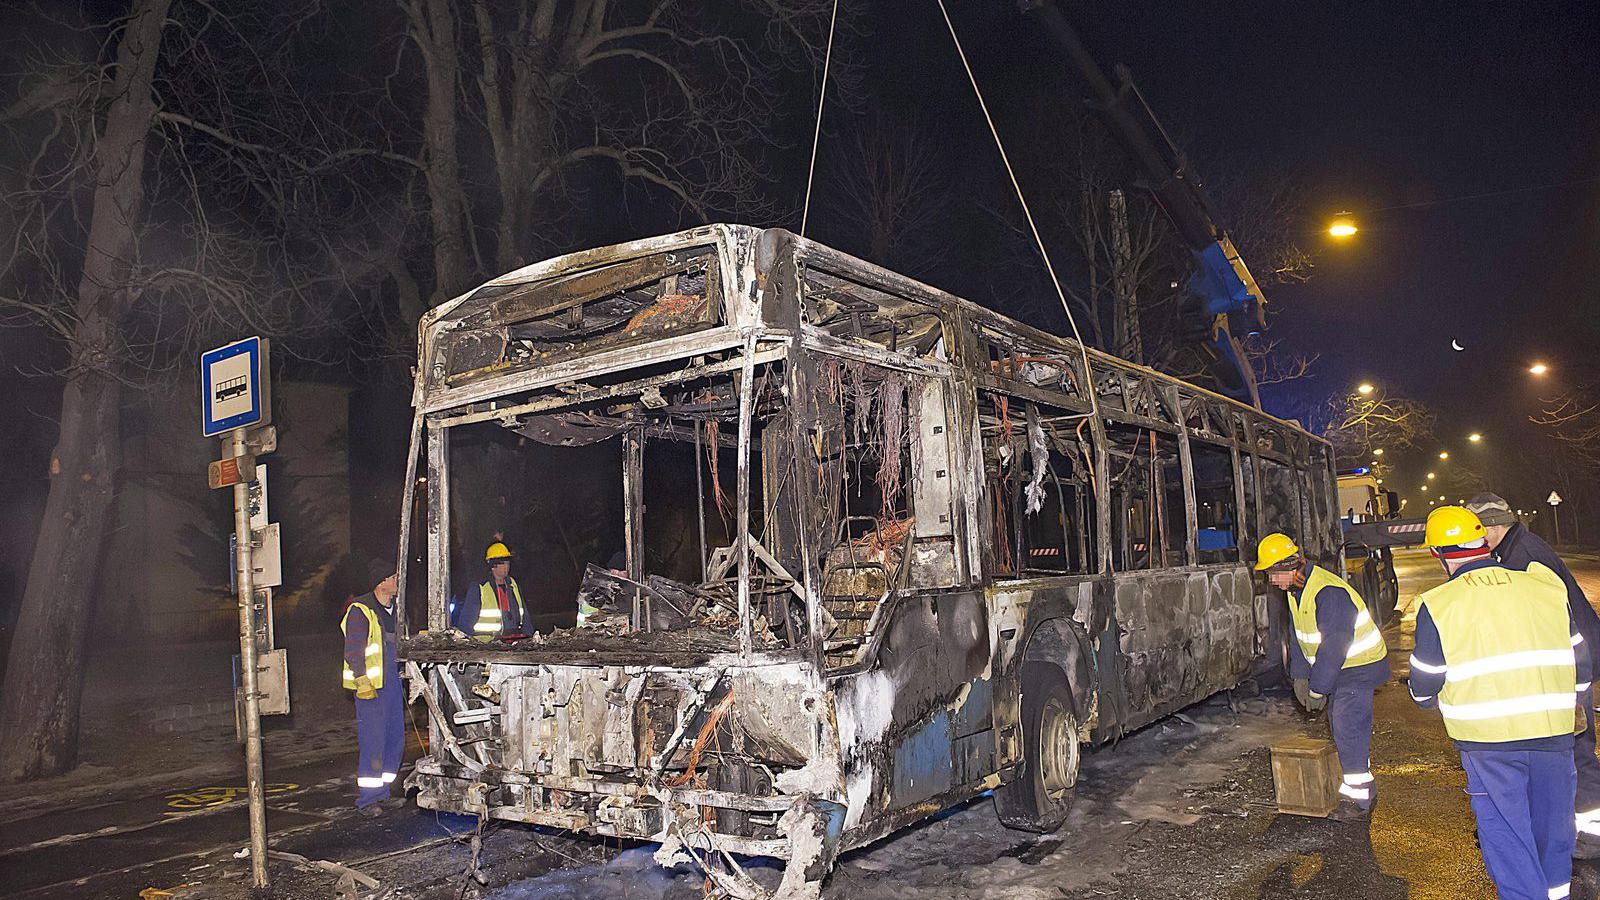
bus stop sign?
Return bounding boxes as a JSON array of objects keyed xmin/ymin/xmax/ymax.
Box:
[{"xmin": 201, "ymin": 337, "xmax": 271, "ymax": 437}]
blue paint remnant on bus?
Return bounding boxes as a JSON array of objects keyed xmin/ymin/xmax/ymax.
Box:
[
  {"xmin": 952, "ymin": 677, "xmax": 994, "ymax": 737},
  {"xmin": 892, "ymin": 711, "xmax": 954, "ymax": 806}
]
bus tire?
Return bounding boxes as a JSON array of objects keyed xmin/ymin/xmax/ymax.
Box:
[{"xmin": 995, "ymin": 664, "xmax": 1080, "ymax": 833}]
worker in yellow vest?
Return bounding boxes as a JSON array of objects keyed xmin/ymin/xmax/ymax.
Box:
[
  {"xmin": 452, "ymin": 541, "xmax": 528, "ymax": 641},
  {"xmin": 1408, "ymin": 506, "xmax": 1589, "ymax": 900},
  {"xmin": 342, "ymin": 560, "xmax": 404, "ymax": 816},
  {"xmin": 1256, "ymin": 532, "xmax": 1390, "ymax": 820}
]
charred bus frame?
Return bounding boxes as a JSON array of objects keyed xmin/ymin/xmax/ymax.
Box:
[{"xmin": 394, "ymin": 225, "xmax": 1340, "ymax": 895}]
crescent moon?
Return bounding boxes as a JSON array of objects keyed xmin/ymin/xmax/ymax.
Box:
[{"xmin": 1451, "ymin": 339, "xmax": 1465, "ymax": 351}]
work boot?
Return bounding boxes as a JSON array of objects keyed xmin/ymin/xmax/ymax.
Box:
[
  {"xmin": 1328, "ymin": 800, "xmax": 1372, "ymax": 822},
  {"xmin": 357, "ymin": 803, "xmax": 384, "ymax": 819}
]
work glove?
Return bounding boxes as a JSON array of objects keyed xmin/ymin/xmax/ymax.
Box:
[
  {"xmin": 1305, "ymin": 691, "xmax": 1328, "ymax": 714},
  {"xmin": 354, "ymin": 676, "xmax": 377, "ymax": 700},
  {"xmin": 1293, "ymin": 677, "xmax": 1311, "ymax": 708}
]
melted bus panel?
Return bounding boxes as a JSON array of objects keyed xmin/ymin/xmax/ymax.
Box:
[{"xmin": 397, "ymin": 225, "xmax": 1339, "ymax": 895}]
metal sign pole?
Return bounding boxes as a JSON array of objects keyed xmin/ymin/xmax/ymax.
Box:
[{"xmin": 229, "ymin": 429, "xmax": 270, "ymax": 892}]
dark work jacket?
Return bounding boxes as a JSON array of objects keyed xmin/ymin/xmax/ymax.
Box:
[
  {"xmin": 1496, "ymin": 523, "xmax": 1600, "ymax": 671},
  {"xmin": 1286, "ymin": 561, "xmax": 1392, "ymax": 696}
]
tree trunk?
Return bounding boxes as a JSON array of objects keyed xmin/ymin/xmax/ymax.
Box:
[
  {"xmin": 407, "ymin": 0, "xmax": 475, "ymax": 305},
  {"xmin": 0, "ymin": 0, "xmax": 170, "ymax": 782}
]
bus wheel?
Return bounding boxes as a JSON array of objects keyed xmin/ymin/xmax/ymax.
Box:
[{"xmin": 995, "ymin": 665, "xmax": 1080, "ymax": 833}]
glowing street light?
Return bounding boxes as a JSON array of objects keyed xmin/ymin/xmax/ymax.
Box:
[
  {"xmin": 1529, "ymin": 362, "xmax": 1550, "ymax": 376},
  {"xmin": 1427, "ymin": 472, "xmax": 1436, "ymax": 480},
  {"xmin": 1468, "ymin": 432, "xmax": 1483, "ymax": 443},
  {"xmin": 1329, "ymin": 214, "xmax": 1358, "ymax": 239},
  {"xmin": 1357, "ymin": 382, "xmax": 1376, "ymax": 395},
  {"xmin": 1439, "ymin": 451, "xmax": 1450, "ymax": 460},
  {"xmin": 1372, "ymin": 448, "xmax": 1385, "ymax": 456}
]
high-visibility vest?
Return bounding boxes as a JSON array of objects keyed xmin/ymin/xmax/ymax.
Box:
[
  {"xmin": 1421, "ymin": 561, "xmax": 1579, "ymax": 743},
  {"xmin": 341, "ymin": 601, "xmax": 385, "ymax": 690},
  {"xmin": 1289, "ymin": 566, "xmax": 1388, "ymax": 669},
  {"xmin": 474, "ymin": 578, "xmax": 525, "ymax": 641}
]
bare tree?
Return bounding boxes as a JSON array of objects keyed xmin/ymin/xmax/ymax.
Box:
[
  {"xmin": 1208, "ymin": 169, "xmax": 1318, "ymax": 287},
  {"xmin": 0, "ymin": 0, "xmax": 371, "ymax": 779},
  {"xmin": 1316, "ymin": 388, "xmax": 1436, "ymax": 467},
  {"xmin": 395, "ymin": 0, "xmax": 843, "ymax": 307},
  {"xmin": 815, "ymin": 113, "xmax": 950, "ymax": 279},
  {"xmin": 1533, "ymin": 385, "xmax": 1600, "ymax": 472},
  {"xmin": 1241, "ymin": 335, "xmax": 1318, "ymax": 388},
  {"xmin": 0, "ymin": 0, "xmax": 172, "ymax": 781}
]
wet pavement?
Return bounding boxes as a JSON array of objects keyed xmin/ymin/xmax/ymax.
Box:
[{"xmin": 7, "ymin": 549, "xmax": 1600, "ymax": 898}]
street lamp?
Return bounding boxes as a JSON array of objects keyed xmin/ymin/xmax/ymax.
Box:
[
  {"xmin": 1357, "ymin": 382, "xmax": 1376, "ymax": 395},
  {"xmin": 1468, "ymin": 433, "xmax": 1482, "ymax": 443},
  {"xmin": 1427, "ymin": 472, "xmax": 1436, "ymax": 480},
  {"xmin": 1439, "ymin": 451, "xmax": 1450, "ymax": 460},
  {"xmin": 1372, "ymin": 448, "xmax": 1385, "ymax": 456},
  {"xmin": 1529, "ymin": 362, "xmax": 1550, "ymax": 376},
  {"xmin": 1329, "ymin": 214, "xmax": 1358, "ymax": 238}
]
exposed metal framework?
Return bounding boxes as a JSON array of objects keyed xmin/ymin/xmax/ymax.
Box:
[{"xmin": 394, "ymin": 225, "xmax": 1341, "ymax": 897}]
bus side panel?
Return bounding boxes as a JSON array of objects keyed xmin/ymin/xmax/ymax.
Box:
[{"xmin": 1110, "ymin": 566, "xmax": 1255, "ymax": 733}]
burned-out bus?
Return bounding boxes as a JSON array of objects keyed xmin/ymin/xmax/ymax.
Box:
[{"xmin": 396, "ymin": 225, "xmax": 1341, "ymax": 896}]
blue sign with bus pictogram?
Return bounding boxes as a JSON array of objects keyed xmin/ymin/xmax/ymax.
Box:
[{"xmin": 201, "ymin": 337, "xmax": 271, "ymax": 436}]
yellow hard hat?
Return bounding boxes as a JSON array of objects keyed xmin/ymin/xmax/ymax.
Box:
[
  {"xmin": 1424, "ymin": 506, "xmax": 1486, "ymax": 548},
  {"xmin": 485, "ymin": 541, "xmax": 513, "ymax": 562},
  {"xmin": 1254, "ymin": 532, "xmax": 1301, "ymax": 571}
]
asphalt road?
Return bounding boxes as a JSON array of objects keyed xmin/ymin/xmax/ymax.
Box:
[{"xmin": 7, "ymin": 549, "xmax": 1600, "ymax": 898}]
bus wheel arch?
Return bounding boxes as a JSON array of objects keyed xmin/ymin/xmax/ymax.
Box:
[{"xmin": 1018, "ymin": 617, "xmax": 1096, "ymax": 724}]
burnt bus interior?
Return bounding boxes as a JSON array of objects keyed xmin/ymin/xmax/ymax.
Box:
[{"xmin": 395, "ymin": 226, "xmax": 1342, "ymax": 885}]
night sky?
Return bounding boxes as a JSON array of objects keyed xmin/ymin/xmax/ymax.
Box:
[
  {"xmin": 3, "ymin": 0, "xmax": 1599, "ymax": 614},
  {"xmin": 904, "ymin": 2, "xmax": 1600, "ymax": 515}
]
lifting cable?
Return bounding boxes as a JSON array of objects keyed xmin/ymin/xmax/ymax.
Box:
[
  {"xmin": 799, "ymin": 0, "xmax": 842, "ymax": 238},
  {"xmin": 932, "ymin": 0, "xmax": 1101, "ymax": 424}
]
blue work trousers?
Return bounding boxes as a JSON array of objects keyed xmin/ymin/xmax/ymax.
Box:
[
  {"xmin": 355, "ymin": 672, "xmax": 406, "ymax": 808},
  {"xmin": 1328, "ymin": 677, "xmax": 1377, "ymax": 808},
  {"xmin": 1462, "ymin": 749, "xmax": 1575, "ymax": 900}
]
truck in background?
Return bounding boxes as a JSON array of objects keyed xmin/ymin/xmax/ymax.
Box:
[{"xmin": 1336, "ymin": 469, "xmax": 1416, "ymax": 627}]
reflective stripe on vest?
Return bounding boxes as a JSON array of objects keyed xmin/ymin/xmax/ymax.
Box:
[
  {"xmin": 340, "ymin": 601, "xmax": 385, "ymax": 690},
  {"xmin": 475, "ymin": 579, "xmax": 525, "ymax": 640},
  {"xmin": 1421, "ymin": 561, "xmax": 1578, "ymax": 743},
  {"xmin": 1289, "ymin": 566, "xmax": 1387, "ymax": 669}
]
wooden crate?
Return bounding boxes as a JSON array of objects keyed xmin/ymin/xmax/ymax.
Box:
[{"xmin": 1270, "ymin": 736, "xmax": 1340, "ymax": 817}]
